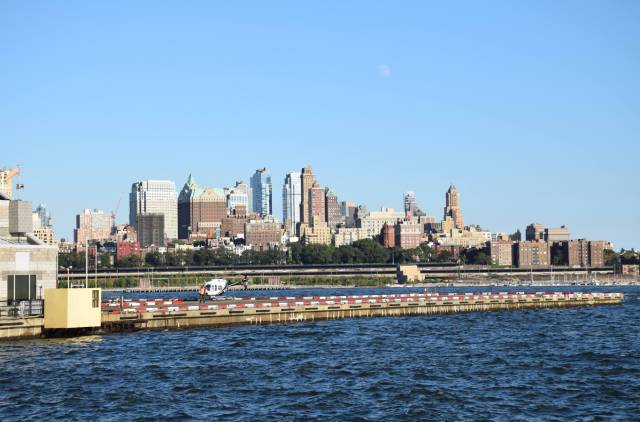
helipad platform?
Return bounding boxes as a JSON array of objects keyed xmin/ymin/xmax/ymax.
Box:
[{"xmin": 99, "ymin": 291, "xmax": 624, "ymax": 333}]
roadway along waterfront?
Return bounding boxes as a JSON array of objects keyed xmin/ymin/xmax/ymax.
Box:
[{"xmin": 60, "ymin": 263, "xmax": 616, "ymax": 280}]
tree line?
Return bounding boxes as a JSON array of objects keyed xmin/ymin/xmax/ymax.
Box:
[
  {"xmin": 58, "ymin": 242, "xmax": 637, "ymax": 271},
  {"xmin": 604, "ymin": 248, "xmax": 639, "ymax": 266},
  {"xmin": 59, "ymin": 239, "xmax": 496, "ymax": 269}
]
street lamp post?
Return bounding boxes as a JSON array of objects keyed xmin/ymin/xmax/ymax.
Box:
[
  {"xmin": 85, "ymin": 239, "xmax": 89, "ymax": 288},
  {"xmin": 95, "ymin": 250, "xmax": 98, "ymax": 288}
]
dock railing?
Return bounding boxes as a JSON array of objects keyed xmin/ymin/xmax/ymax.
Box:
[{"xmin": 0, "ymin": 300, "xmax": 45, "ymax": 319}]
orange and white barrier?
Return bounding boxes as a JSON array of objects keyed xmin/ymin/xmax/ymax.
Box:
[{"xmin": 102, "ymin": 291, "xmax": 623, "ymax": 314}]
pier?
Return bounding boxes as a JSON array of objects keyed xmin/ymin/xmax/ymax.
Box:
[
  {"xmin": 99, "ymin": 291, "xmax": 624, "ymax": 333},
  {"xmin": 0, "ymin": 291, "xmax": 625, "ymax": 340}
]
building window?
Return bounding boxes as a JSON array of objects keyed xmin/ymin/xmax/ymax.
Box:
[
  {"xmin": 7, "ymin": 274, "xmax": 37, "ymax": 302},
  {"xmin": 92, "ymin": 290, "xmax": 99, "ymax": 308}
]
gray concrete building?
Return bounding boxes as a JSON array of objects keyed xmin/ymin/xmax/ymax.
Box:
[
  {"xmin": 340, "ymin": 201, "xmax": 357, "ymax": 228},
  {"xmin": 138, "ymin": 213, "xmax": 165, "ymax": 247},
  {"xmin": 325, "ymin": 188, "xmax": 341, "ymax": 230},
  {"xmin": 0, "ymin": 192, "xmax": 57, "ymax": 302}
]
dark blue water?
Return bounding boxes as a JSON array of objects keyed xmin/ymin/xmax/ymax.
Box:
[{"xmin": 1, "ymin": 286, "xmax": 639, "ymax": 420}]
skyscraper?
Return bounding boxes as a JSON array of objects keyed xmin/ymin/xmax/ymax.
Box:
[
  {"xmin": 309, "ymin": 182, "xmax": 326, "ymax": 224},
  {"xmin": 32, "ymin": 204, "xmax": 52, "ymax": 229},
  {"xmin": 130, "ymin": 180, "xmax": 178, "ymax": 240},
  {"xmin": 325, "ymin": 188, "xmax": 341, "ymax": 230},
  {"xmin": 227, "ymin": 181, "xmax": 250, "ymax": 214},
  {"xmin": 250, "ymin": 168, "xmax": 272, "ymax": 218},
  {"xmin": 300, "ymin": 166, "xmax": 316, "ymax": 225},
  {"xmin": 341, "ymin": 201, "xmax": 357, "ymax": 228},
  {"xmin": 282, "ymin": 172, "xmax": 302, "ymax": 235},
  {"xmin": 443, "ymin": 184, "xmax": 464, "ymax": 229},
  {"xmin": 178, "ymin": 175, "xmax": 227, "ymax": 240}
]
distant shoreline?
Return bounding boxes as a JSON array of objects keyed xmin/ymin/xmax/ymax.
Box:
[{"xmin": 101, "ymin": 279, "xmax": 639, "ymax": 292}]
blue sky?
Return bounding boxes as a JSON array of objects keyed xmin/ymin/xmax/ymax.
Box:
[{"xmin": 1, "ymin": 1, "xmax": 639, "ymax": 248}]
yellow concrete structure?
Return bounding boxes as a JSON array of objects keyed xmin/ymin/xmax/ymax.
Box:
[
  {"xmin": 300, "ymin": 220, "xmax": 332, "ymax": 245},
  {"xmin": 44, "ymin": 288, "xmax": 101, "ymax": 329},
  {"xmin": 397, "ymin": 265, "xmax": 424, "ymax": 283}
]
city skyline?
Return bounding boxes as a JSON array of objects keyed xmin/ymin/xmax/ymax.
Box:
[
  {"xmin": 3, "ymin": 163, "xmax": 637, "ymax": 250},
  {"xmin": 2, "ymin": 2, "xmax": 639, "ymax": 248},
  {"xmin": 1, "ymin": 3, "xmax": 639, "ymax": 420}
]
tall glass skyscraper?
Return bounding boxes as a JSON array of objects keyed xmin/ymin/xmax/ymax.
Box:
[
  {"xmin": 33, "ymin": 204, "xmax": 52, "ymax": 228},
  {"xmin": 130, "ymin": 180, "xmax": 178, "ymax": 240},
  {"xmin": 250, "ymin": 168, "xmax": 272, "ymax": 218},
  {"xmin": 282, "ymin": 172, "xmax": 301, "ymax": 235}
]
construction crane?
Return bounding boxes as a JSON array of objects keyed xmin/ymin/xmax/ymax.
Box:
[
  {"xmin": 0, "ymin": 165, "xmax": 20, "ymax": 199},
  {"xmin": 111, "ymin": 193, "xmax": 124, "ymax": 227}
]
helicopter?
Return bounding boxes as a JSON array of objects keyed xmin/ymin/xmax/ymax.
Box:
[{"xmin": 201, "ymin": 275, "xmax": 248, "ymax": 298}]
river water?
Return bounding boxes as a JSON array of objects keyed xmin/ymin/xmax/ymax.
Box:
[{"xmin": 1, "ymin": 286, "xmax": 639, "ymax": 420}]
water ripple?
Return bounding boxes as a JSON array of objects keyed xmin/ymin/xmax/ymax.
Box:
[{"xmin": 1, "ymin": 286, "xmax": 638, "ymax": 420}]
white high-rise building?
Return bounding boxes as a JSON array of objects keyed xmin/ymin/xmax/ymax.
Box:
[
  {"xmin": 282, "ymin": 172, "xmax": 302, "ymax": 235},
  {"xmin": 227, "ymin": 181, "xmax": 250, "ymax": 213},
  {"xmin": 228, "ymin": 180, "xmax": 252, "ymax": 213},
  {"xmin": 130, "ymin": 180, "xmax": 178, "ymax": 240},
  {"xmin": 357, "ymin": 208, "xmax": 405, "ymax": 237},
  {"xmin": 250, "ymin": 168, "xmax": 272, "ymax": 217}
]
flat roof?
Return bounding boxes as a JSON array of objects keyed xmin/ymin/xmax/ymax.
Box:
[{"xmin": 0, "ymin": 237, "xmax": 57, "ymax": 249}]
